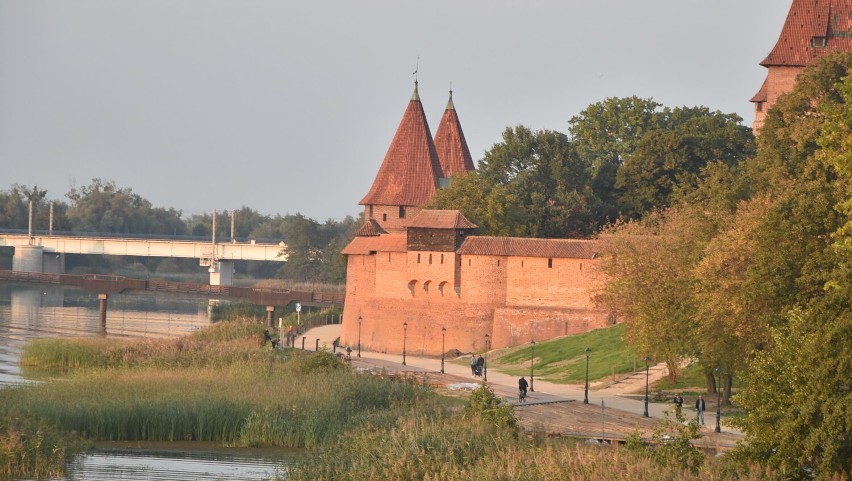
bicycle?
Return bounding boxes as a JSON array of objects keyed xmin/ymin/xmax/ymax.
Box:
[{"xmin": 519, "ymin": 389, "xmax": 527, "ymax": 403}]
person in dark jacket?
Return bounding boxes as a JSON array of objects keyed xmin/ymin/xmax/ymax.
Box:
[
  {"xmin": 695, "ymin": 395, "xmax": 706, "ymax": 425},
  {"xmin": 518, "ymin": 376, "xmax": 529, "ymax": 401},
  {"xmin": 673, "ymin": 393, "xmax": 684, "ymax": 414},
  {"xmin": 475, "ymin": 355, "xmax": 484, "ymax": 377}
]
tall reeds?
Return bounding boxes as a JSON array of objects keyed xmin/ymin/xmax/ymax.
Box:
[
  {"xmin": 4, "ymin": 320, "xmax": 433, "ymax": 451},
  {"xmin": 0, "ymin": 415, "xmax": 88, "ymax": 480}
]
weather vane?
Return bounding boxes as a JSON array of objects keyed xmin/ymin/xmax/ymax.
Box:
[{"xmin": 412, "ymin": 56, "xmax": 419, "ymax": 83}]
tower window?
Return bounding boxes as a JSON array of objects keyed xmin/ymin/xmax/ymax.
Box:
[
  {"xmin": 382, "ymin": 213, "xmax": 387, "ymax": 221},
  {"xmin": 548, "ymin": 258, "xmax": 553, "ymax": 268},
  {"xmin": 399, "ymin": 206, "xmax": 406, "ymax": 218},
  {"xmin": 429, "ymin": 254, "xmax": 432, "ymax": 264},
  {"xmin": 811, "ymin": 36, "xmax": 827, "ymax": 48}
]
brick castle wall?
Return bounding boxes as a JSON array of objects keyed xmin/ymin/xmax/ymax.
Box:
[{"xmin": 340, "ymin": 249, "xmax": 610, "ymax": 355}]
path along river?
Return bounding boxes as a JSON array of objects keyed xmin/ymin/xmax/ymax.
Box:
[{"xmin": 0, "ymin": 281, "xmax": 293, "ymax": 480}]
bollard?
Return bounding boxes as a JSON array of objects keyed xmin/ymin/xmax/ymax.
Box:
[
  {"xmin": 266, "ymin": 306, "xmax": 275, "ymax": 329},
  {"xmin": 98, "ymin": 293, "xmax": 108, "ymax": 336},
  {"xmin": 301, "ymin": 337, "xmax": 306, "ymax": 350},
  {"xmin": 315, "ymin": 338, "xmax": 320, "ymax": 351}
]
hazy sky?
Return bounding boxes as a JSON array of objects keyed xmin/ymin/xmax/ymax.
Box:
[{"xmin": 0, "ymin": 1, "xmax": 790, "ymax": 222}]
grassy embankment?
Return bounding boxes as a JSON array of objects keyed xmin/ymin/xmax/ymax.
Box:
[{"xmin": 486, "ymin": 324, "xmax": 638, "ymax": 383}]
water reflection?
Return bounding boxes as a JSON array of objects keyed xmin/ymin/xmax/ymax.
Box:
[
  {"xmin": 0, "ymin": 282, "xmax": 296, "ymax": 480},
  {"xmin": 66, "ymin": 448, "xmax": 287, "ymax": 481},
  {"xmin": 0, "ymin": 281, "xmax": 214, "ymax": 386}
]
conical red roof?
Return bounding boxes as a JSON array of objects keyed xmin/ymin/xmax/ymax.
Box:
[
  {"xmin": 434, "ymin": 90, "xmax": 475, "ymax": 178},
  {"xmin": 360, "ymin": 83, "xmax": 442, "ymax": 207},
  {"xmin": 761, "ymin": 0, "xmax": 852, "ymax": 67}
]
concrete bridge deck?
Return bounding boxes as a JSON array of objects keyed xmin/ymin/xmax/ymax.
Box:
[{"xmin": 0, "ymin": 232, "xmax": 287, "ymax": 262}]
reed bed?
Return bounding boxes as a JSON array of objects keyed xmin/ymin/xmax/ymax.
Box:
[
  {"xmin": 0, "ymin": 415, "xmax": 88, "ymax": 480},
  {"xmin": 286, "ymin": 412, "xmax": 787, "ymax": 481},
  {"xmin": 4, "ymin": 320, "xmax": 436, "ymax": 452}
]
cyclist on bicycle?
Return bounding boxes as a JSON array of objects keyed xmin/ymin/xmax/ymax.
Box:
[{"xmin": 518, "ymin": 376, "xmax": 529, "ymax": 402}]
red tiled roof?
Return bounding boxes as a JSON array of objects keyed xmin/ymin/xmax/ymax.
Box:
[
  {"xmin": 750, "ymin": 78, "xmax": 769, "ymax": 103},
  {"xmin": 341, "ymin": 233, "xmax": 408, "ymax": 255},
  {"xmin": 434, "ymin": 91, "xmax": 475, "ymax": 178},
  {"xmin": 761, "ymin": 0, "xmax": 852, "ymax": 67},
  {"xmin": 353, "ymin": 219, "xmax": 387, "ymax": 237},
  {"xmin": 360, "ymin": 83, "xmax": 442, "ymax": 207},
  {"xmin": 405, "ymin": 209, "xmax": 478, "ymax": 229},
  {"xmin": 458, "ymin": 236, "xmax": 601, "ymax": 259}
]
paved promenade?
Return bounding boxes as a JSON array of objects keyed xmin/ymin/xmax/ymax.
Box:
[{"xmin": 301, "ymin": 324, "xmax": 742, "ymax": 440}]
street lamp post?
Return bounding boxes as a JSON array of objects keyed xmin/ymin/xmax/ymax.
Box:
[
  {"xmin": 530, "ymin": 340, "xmax": 536, "ymax": 392},
  {"xmin": 484, "ymin": 334, "xmax": 490, "ymax": 382},
  {"xmin": 715, "ymin": 367, "xmax": 722, "ymax": 433},
  {"xmin": 440, "ymin": 327, "xmax": 446, "ymax": 374},
  {"xmin": 584, "ymin": 347, "xmax": 591, "ymax": 404},
  {"xmin": 357, "ymin": 315, "xmax": 362, "ymax": 358},
  {"xmin": 402, "ymin": 322, "xmax": 407, "ymax": 366},
  {"xmin": 643, "ymin": 356, "xmax": 652, "ymax": 417}
]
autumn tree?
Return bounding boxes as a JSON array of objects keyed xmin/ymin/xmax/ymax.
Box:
[{"xmin": 600, "ymin": 205, "xmax": 717, "ymax": 382}]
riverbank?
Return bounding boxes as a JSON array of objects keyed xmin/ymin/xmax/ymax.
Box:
[{"xmin": 2, "ymin": 319, "xmax": 778, "ymax": 481}]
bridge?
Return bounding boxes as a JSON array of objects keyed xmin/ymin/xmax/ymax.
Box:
[{"xmin": 0, "ymin": 231, "xmax": 287, "ymax": 286}]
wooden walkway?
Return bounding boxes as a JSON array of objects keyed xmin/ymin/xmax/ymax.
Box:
[{"xmin": 514, "ymin": 401, "xmax": 742, "ymax": 451}]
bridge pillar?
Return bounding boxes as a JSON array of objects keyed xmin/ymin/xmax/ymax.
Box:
[
  {"xmin": 98, "ymin": 293, "xmax": 108, "ymax": 336},
  {"xmin": 208, "ymin": 260, "xmax": 234, "ymax": 286},
  {"xmin": 12, "ymin": 246, "xmax": 44, "ymax": 272}
]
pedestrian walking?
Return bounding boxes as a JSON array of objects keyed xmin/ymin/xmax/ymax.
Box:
[
  {"xmin": 695, "ymin": 395, "xmax": 706, "ymax": 425},
  {"xmin": 673, "ymin": 393, "xmax": 684, "ymax": 415},
  {"xmin": 470, "ymin": 354, "xmax": 477, "ymax": 376}
]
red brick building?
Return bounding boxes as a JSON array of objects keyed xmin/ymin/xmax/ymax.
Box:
[
  {"xmin": 340, "ymin": 84, "xmax": 611, "ymax": 356},
  {"xmin": 751, "ymin": 0, "xmax": 852, "ymax": 133}
]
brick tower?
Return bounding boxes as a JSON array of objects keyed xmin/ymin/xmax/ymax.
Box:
[
  {"xmin": 751, "ymin": 0, "xmax": 852, "ymax": 133},
  {"xmin": 433, "ymin": 90, "xmax": 475, "ymax": 186},
  {"xmin": 359, "ymin": 82, "xmax": 443, "ymax": 233}
]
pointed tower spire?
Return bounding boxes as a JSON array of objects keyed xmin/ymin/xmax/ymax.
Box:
[
  {"xmin": 434, "ymin": 89, "xmax": 475, "ymax": 181},
  {"xmin": 360, "ymin": 83, "xmax": 442, "ymax": 231}
]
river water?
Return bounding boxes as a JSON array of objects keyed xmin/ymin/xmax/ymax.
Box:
[{"xmin": 0, "ymin": 281, "xmax": 293, "ymax": 480}]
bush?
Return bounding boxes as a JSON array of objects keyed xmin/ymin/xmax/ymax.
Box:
[{"xmin": 463, "ymin": 384, "xmax": 517, "ymax": 429}]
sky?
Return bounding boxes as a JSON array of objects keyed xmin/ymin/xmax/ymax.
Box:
[{"xmin": 0, "ymin": 1, "xmax": 792, "ymax": 222}]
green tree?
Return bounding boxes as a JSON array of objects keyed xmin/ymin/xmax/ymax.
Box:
[
  {"xmin": 727, "ymin": 52, "xmax": 852, "ymax": 478},
  {"xmin": 66, "ymin": 179, "xmax": 185, "ymax": 235},
  {"xmin": 568, "ymin": 96, "xmax": 664, "ymax": 220},
  {"xmin": 615, "ymin": 108, "xmax": 754, "ymax": 218},
  {"xmin": 431, "ymin": 126, "xmax": 599, "ymax": 238}
]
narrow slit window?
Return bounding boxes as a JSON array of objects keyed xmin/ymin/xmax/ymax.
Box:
[{"xmin": 548, "ymin": 258, "xmax": 553, "ymax": 268}]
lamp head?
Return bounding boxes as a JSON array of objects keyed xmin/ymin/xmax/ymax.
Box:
[{"xmin": 585, "ymin": 347, "xmax": 591, "ymax": 355}]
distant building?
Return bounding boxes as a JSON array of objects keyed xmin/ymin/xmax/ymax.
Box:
[
  {"xmin": 751, "ymin": 0, "xmax": 852, "ymax": 133},
  {"xmin": 340, "ymin": 84, "xmax": 610, "ymax": 356}
]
